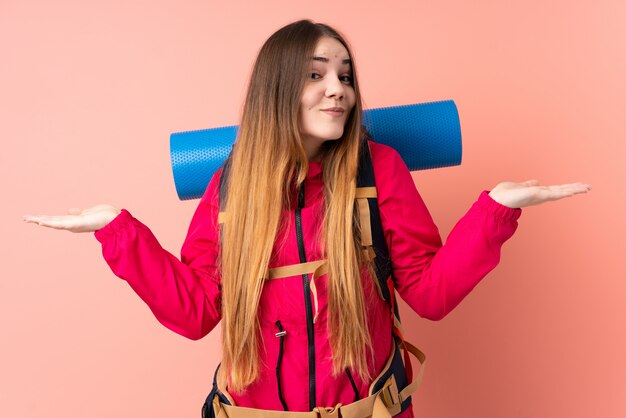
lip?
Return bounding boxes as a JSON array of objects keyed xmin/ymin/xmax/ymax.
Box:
[{"xmin": 320, "ymin": 107, "xmax": 345, "ymax": 117}]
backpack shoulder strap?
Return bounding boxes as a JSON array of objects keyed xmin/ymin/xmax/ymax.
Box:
[
  {"xmin": 356, "ymin": 140, "xmax": 417, "ymax": 385},
  {"xmin": 356, "ymin": 140, "xmax": 394, "ymax": 303}
]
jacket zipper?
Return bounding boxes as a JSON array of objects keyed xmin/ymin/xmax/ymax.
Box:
[{"xmin": 295, "ymin": 183, "xmax": 316, "ymax": 410}]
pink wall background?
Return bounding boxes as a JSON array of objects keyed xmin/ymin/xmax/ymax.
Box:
[{"xmin": 2, "ymin": 1, "xmax": 624, "ymax": 417}]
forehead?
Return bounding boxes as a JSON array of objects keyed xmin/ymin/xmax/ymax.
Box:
[{"xmin": 312, "ymin": 36, "xmax": 350, "ymax": 60}]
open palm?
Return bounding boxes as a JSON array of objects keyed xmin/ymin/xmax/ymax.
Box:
[
  {"xmin": 23, "ymin": 204, "xmax": 121, "ymax": 233},
  {"xmin": 488, "ymin": 180, "xmax": 592, "ymax": 209}
]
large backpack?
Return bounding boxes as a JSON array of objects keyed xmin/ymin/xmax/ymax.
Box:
[{"xmin": 202, "ymin": 140, "xmax": 426, "ymax": 418}]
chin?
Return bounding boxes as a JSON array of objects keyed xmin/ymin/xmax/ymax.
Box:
[{"xmin": 320, "ymin": 129, "xmax": 345, "ymax": 141}]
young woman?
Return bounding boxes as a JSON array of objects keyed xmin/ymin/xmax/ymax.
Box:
[{"xmin": 24, "ymin": 20, "xmax": 591, "ymax": 418}]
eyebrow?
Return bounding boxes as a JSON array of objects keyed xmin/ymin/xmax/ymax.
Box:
[{"xmin": 311, "ymin": 56, "xmax": 352, "ymax": 65}]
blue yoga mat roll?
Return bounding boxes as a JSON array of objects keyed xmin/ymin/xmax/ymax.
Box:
[{"xmin": 170, "ymin": 99, "xmax": 462, "ymax": 200}]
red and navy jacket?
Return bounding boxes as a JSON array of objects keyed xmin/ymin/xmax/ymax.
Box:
[{"xmin": 94, "ymin": 141, "xmax": 522, "ymax": 417}]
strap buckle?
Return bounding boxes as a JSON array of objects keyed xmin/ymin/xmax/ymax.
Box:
[
  {"xmin": 211, "ymin": 395, "xmax": 222, "ymax": 417},
  {"xmin": 380, "ymin": 376, "xmax": 402, "ymax": 416},
  {"xmin": 313, "ymin": 403, "xmax": 342, "ymax": 418}
]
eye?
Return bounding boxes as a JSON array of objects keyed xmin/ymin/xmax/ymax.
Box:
[{"xmin": 308, "ymin": 71, "xmax": 353, "ymax": 85}]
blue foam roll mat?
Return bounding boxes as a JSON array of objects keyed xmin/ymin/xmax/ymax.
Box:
[{"xmin": 170, "ymin": 99, "xmax": 462, "ymax": 200}]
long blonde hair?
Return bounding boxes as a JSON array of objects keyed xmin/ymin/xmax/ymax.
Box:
[{"xmin": 220, "ymin": 20, "xmax": 376, "ymax": 393}]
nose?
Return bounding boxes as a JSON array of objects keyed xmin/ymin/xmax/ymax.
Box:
[{"xmin": 324, "ymin": 74, "xmax": 345, "ymax": 100}]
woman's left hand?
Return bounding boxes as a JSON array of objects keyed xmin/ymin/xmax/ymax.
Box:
[{"xmin": 488, "ymin": 180, "xmax": 592, "ymax": 209}]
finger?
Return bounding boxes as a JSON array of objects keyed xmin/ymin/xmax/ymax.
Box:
[
  {"xmin": 544, "ymin": 182, "xmax": 591, "ymax": 190},
  {"xmin": 24, "ymin": 215, "xmax": 77, "ymax": 228},
  {"xmin": 23, "ymin": 215, "xmax": 56, "ymax": 222},
  {"xmin": 24, "ymin": 214, "xmax": 68, "ymax": 222},
  {"xmin": 564, "ymin": 184, "xmax": 593, "ymax": 195},
  {"xmin": 23, "ymin": 215, "xmax": 49, "ymax": 223},
  {"xmin": 541, "ymin": 184, "xmax": 592, "ymax": 201},
  {"xmin": 35, "ymin": 219, "xmax": 74, "ymax": 230},
  {"xmin": 522, "ymin": 179, "xmax": 540, "ymax": 187},
  {"xmin": 549, "ymin": 182, "xmax": 589, "ymax": 188},
  {"xmin": 547, "ymin": 183, "xmax": 592, "ymax": 193}
]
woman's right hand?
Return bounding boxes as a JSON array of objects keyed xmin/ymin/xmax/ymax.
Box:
[{"xmin": 23, "ymin": 204, "xmax": 122, "ymax": 233}]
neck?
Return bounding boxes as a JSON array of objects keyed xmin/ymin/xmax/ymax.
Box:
[{"xmin": 301, "ymin": 136, "xmax": 325, "ymax": 162}]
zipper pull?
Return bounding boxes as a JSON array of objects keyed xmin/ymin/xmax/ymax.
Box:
[{"xmin": 275, "ymin": 320, "xmax": 287, "ymax": 338}]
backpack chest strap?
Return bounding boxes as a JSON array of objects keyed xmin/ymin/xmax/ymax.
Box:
[{"xmin": 266, "ymin": 247, "xmax": 371, "ymax": 325}]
